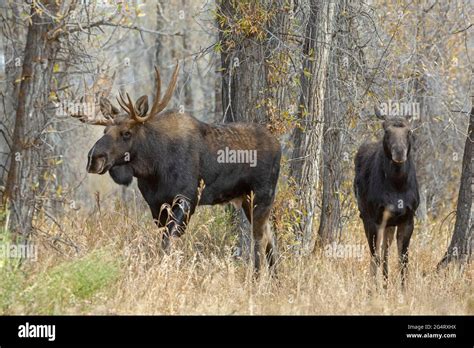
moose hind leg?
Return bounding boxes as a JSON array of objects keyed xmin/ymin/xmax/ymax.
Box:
[
  {"xmin": 264, "ymin": 219, "xmax": 278, "ymax": 274},
  {"xmin": 246, "ymin": 211, "xmax": 268, "ymax": 275},
  {"xmin": 242, "ymin": 197, "xmax": 275, "ymax": 275}
]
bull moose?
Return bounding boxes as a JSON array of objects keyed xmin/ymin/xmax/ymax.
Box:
[
  {"xmin": 70, "ymin": 63, "xmax": 281, "ymax": 274},
  {"xmin": 354, "ymin": 107, "xmax": 420, "ymax": 287}
]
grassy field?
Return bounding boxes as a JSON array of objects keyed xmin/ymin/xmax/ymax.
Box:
[{"xmin": 0, "ymin": 201, "xmax": 472, "ymax": 315}]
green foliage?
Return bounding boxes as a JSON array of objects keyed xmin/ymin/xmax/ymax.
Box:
[
  {"xmin": 42, "ymin": 250, "xmax": 119, "ymax": 299},
  {"xmin": 0, "ymin": 263, "xmax": 24, "ymax": 313},
  {"xmin": 0, "ymin": 249, "xmax": 120, "ymax": 314},
  {"xmin": 216, "ymin": 0, "xmax": 275, "ymax": 44}
]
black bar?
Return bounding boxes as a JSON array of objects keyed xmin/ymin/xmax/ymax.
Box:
[{"xmin": 0, "ymin": 315, "xmax": 472, "ymax": 346}]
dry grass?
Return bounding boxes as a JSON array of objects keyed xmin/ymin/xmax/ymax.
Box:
[{"xmin": 1, "ymin": 200, "xmax": 472, "ymax": 315}]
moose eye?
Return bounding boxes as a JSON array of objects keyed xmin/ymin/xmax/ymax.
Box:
[{"xmin": 122, "ymin": 131, "xmax": 131, "ymax": 140}]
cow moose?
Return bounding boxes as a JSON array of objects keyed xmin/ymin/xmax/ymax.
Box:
[
  {"xmin": 353, "ymin": 106, "xmax": 420, "ymax": 287},
  {"xmin": 69, "ymin": 63, "xmax": 282, "ymax": 274}
]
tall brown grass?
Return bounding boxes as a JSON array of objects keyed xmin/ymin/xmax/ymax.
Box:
[{"xmin": 1, "ymin": 198, "xmax": 472, "ymax": 315}]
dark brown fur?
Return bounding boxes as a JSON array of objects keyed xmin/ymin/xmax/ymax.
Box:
[{"xmin": 87, "ymin": 109, "xmax": 281, "ymax": 274}]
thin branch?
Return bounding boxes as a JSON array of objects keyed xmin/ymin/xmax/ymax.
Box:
[
  {"xmin": 66, "ymin": 20, "xmax": 183, "ymax": 36},
  {"xmin": 451, "ymin": 23, "xmax": 473, "ymax": 35}
]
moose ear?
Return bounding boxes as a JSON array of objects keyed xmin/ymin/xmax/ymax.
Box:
[
  {"xmin": 135, "ymin": 95, "xmax": 149, "ymax": 117},
  {"xmin": 100, "ymin": 97, "xmax": 120, "ymax": 117},
  {"xmin": 374, "ymin": 105, "xmax": 385, "ymax": 120}
]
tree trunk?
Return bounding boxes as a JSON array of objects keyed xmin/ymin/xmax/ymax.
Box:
[
  {"xmin": 317, "ymin": 0, "xmax": 350, "ymax": 245},
  {"xmin": 290, "ymin": 0, "xmax": 336, "ymax": 251},
  {"xmin": 218, "ymin": 3, "xmax": 268, "ymax": 124},
  {"xmin": 437, "ymin": 99, "xmax": 473, "ymax": 269},
  {"xmin": 0, "ymin": 1, "xmax": 24, "ymax": 189},
  {"xmin": 2, "ymin": 0, "xmax": 59, "ymax": 239}
]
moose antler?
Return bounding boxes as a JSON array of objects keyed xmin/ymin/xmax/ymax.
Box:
[
  {"xmin": 118, "ymin": 62, "xmax": 180, "ymax": 123},
  {"xmin": 150, "ymin": 62, "xmax": 179, "ymax": 117},
  {"xmin": 117, "ymin": 92, "xmax": 138, "ymax": 121},
  {"xmin": 68, "ymin": 68, "xmax": 117, "ymax": 126}
]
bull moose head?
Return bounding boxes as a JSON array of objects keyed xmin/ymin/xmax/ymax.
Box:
[{"xmin": 69, "ymin": 63, "xmax": 180, "ymax": 184}]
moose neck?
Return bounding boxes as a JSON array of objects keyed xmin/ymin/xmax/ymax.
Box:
[{"xmin": 130, "ymin": 124, "xmax": 165, "ymax": 179}]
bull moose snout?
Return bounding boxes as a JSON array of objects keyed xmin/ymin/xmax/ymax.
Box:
[
  {"xmin": 87, "ymin": 137, "xmax": 113, "ymax": 174},
  {"xmin": 87, "ymin": 153, "xmax": 108, "ymax": 174}
]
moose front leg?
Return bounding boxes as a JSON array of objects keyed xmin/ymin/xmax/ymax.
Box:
[
  {"xmin": 151, "ymin": 207, "xmax": 169, "ymax": 251},
  {"xmin": 397, "ymin": 218, "xmax": 414, "ymax": 289},
  {"xmin": 362, "ymin": 220, "xmax": 379, "ymax": 279},
  {"xmin": 162, "ymin": 195, "xmax": 192, "ymax": 250},
  {"xmin": 382, "ymin": 226, "xmax": 395, "ymax": 287}
]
